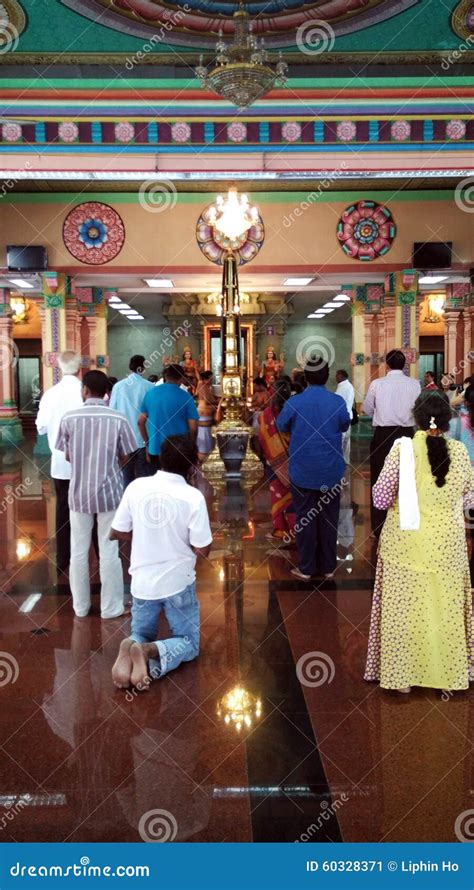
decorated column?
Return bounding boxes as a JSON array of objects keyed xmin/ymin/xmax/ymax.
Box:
[
  {"xmin": 350, "ymin": 283, "xmax": 384, "ymax": 403},
  {"xmin": 41, "ymin": 272, "xmax": 70, "ymax": 390},
  {"xmin": 77, "ymin": 287, "xmax": 109, "ymax": 371},
  {"xmin": 383, "ymin": 270, "xmax": 419, "ymax": 378},
  {"xmin": 0, "ymin": 289, "xmax": 23, "ymax": 446}
]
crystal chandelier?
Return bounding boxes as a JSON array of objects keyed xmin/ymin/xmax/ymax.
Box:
[
  {"xmin": 208, "ymin": 187, "xmax": 258, "ymax": 242},
  {"xmin": 195, "ymin": 3, "xmax": 288, "ymax": 109}
]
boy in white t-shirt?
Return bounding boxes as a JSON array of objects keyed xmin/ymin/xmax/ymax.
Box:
[{"xmin": 110, "ymin": 435, "xmax": 212, "ymax": 690}]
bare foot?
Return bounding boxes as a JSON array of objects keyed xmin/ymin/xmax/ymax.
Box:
[
  {"xmin": 130, "ymin": 642, "xmax": 155, "ymax": 690},
  {"xmin": 396, "ymin": 686, "xmax": 411, "ymax": 694},
  {"xmin": 112, "ymin": 638, "xmax": 134, "ymax": 688}
]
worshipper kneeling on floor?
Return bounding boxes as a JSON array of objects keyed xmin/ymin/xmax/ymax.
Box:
[
  {"xmin": 110, "ymin": 435, "xmax": 213, "ymax": 690},
  {"xmin": 365, "ymin": 391, "xmax": 474, "ymax": 694}
]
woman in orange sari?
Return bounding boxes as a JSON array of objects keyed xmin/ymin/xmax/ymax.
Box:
[{"xmin": 258, "ymin": 379, "xmax": 296, "ymax": 544}]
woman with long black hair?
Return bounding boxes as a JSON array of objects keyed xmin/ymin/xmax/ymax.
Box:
[{"xmin": 365, "ymin": 391, "xmax": 474, "ymax": 693}]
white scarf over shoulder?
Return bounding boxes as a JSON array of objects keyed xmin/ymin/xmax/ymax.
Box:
[{"xmin": 392, "ymin": 436, "xmax": 420, "ymax": 531}]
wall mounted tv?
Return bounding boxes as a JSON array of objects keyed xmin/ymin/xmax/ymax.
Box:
[
  {"xmin": 413, "ymin": 241, "xmax": 452, "ymax": 270},
  {"xmin": 7, "ymin": 245, "xmax": 48, "ymax": 272}
]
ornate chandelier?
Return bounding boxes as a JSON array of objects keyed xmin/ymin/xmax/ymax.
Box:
[
  {"xmin": 208, "ymin": 187, "xmax": 258, "ymax": 242},
  {"xmin": 195, "ymin": 3, "xmax": 288, "ymax": 109}
]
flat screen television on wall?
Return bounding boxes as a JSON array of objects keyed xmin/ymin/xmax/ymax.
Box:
[
  {"xmin": 7, "ymin": 245, "xmax": 48, "ymax": 272},
  {"xmin": 413, "ymin": 241, "xmax": 452, "ymax": 270}
]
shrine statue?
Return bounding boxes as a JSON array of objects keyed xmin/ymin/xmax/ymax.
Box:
[
  {"xmin": 181, "ymin": 348, "xmax": 199, "ymax": 392},
  {"xmin": 258, "ymin": 348, "xmax": 282, "ymax": 386}
]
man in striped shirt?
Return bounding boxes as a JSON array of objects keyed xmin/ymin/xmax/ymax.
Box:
[{"xmin": 56, "ymin": 370, "xmax": 137, "ymax": 619}]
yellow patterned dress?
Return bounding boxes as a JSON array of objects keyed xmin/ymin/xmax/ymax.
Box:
[{"xmin": 365, "ymin": 431, "xmax": 474, "ymax": 690}]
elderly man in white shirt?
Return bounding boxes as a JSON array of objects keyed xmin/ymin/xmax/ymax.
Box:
[
  {"xmin": 336, "ymin": 369, "xmax": 355, "ymax": 464},
  {"xmin": 363, "ymin": 348, "xmax": 421, "ymax": 537},
  {"xmin": 36, "ymin": 351, "xmax": 84, "ymax": 579}
]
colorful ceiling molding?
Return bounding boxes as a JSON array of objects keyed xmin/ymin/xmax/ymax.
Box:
[
  {"xmin": 61, "ymin": 0, "xmax": 421, "ymax": 48},
  {"xmin": 1, "ymin": 116, "xmax": 472, "ymax": 151},
  {"xmin": 452, "ymin": 0, "xmax": 474, "ymax": 39}
]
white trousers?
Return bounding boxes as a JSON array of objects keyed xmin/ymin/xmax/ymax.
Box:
[
  {"xmin": 70, "ymin": 510, "xmax": 124, "ymax": 619},
  {"xmin": 342, "ymin": 429, "xmax": 351, "ymax": 465}
]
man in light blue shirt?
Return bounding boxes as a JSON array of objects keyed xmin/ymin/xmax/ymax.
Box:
[{"xmin": 110, "ymin": 354, "xmax": 154, "ymax": 486}]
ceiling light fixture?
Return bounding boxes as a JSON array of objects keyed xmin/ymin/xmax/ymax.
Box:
[
  {"xmin": 323, "ymin": 302, "xmax": 343, "ymax": 309},
  {"xmin": 283, "ymin": 277, "xmax": 313, "ymax": 286},
  {"xmin": 333, "ymin": 293, "xmax": 351, "ymax": 302},
  {"xmin": 126, "ymin": 314, "xmax": 145, "ymax": 320},
  {"xmin": 195, "ymin": 4, "xmax": 287, "ymax": 109},
  {"xmin": 419, "ymin": 275, "xmax": 448, "ymax": 285},
  {"xmin": 108, "ymin": 295, "xmax": 122, "ymax": 303},
  {"xmin": 144, "ymin": 279, "xmax": 174, "ymax": 288},
  {"xmin": 307, "ymin": 313, "xmax": 326, "ymax": 319},
  {"xmin": 110, "ymin": 302, "xmax": 131, "ymax": 310}
]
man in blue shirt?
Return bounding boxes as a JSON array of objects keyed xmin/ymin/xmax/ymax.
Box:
[
  {"xmin": 277, "ymin": 358, "xmax": 350, "ymax": 580},
  {"xmin": 138, "ymin": 363, "xmax": 199, "ymax": 466},
  {"xmin": 110, "ymin": 354, "xmax": 154, "ymax": 486}
]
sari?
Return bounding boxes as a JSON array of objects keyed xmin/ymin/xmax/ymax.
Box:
[{"xmin": 258, "ymin": 406, "xmax": 295, "ymax": 536}]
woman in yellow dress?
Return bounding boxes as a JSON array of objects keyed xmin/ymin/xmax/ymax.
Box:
[{"xmin": 365, "ymin": 391, "xmax": 474, "ymax": 693}]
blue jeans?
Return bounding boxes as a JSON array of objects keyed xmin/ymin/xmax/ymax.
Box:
[
  {"xmin": 130, "ymin": 582, "xmax": 200, "ymax": 678},
  {"xmin": 122, "ymin": 447, "xmax": 153, "ymax": 488}
]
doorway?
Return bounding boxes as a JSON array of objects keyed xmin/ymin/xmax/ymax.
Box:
[{"xmin": 203, "ymin": 324, "xmax": 254, "ymax": 393}]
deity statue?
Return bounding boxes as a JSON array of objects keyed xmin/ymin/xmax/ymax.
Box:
[
  {"xmin": 258, "ymin": 347, "xmax": 282, "ymax": 386},
  {"xmin": 181, "ymin": 348, "xmax": 199, "ymax": 392}
]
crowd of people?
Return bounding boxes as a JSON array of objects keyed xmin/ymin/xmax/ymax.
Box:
[{"xmin": 35, "ymin": 348, "xmax": 473, "ymax": 698}]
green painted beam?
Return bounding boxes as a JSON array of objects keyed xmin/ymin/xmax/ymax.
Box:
[
  {"xmin": 4, "ymin": 190, "xmax": 457, "ymax": 205},
  {"xmin": 1, "ymin": 77, "xmax": 473, "ymax": 90}
]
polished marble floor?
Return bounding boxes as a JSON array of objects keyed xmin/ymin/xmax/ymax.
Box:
[{"xmin": 0, "ymin": 435, "xmax": 471, "ymax": 843}]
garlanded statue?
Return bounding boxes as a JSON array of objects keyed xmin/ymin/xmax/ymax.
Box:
[
  {"xmin": 258, "ymin": 347, "xmax": 282, "ymax": 387},
  {"xmin": 181, "ymin": 348, "xmax": 199, "ymax": 392}
]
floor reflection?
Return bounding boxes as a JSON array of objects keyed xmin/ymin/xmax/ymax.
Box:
[{"xmin": 0, "ymin": 438, "xmax": 471, "ymax": 842}]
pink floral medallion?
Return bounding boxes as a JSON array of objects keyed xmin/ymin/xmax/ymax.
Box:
[
  {"xmin": 114, "ymin": 122, "xmax": 135, "ymax": 143},
  {"xmin": 58, "ymin": 122, "xmax": 79, "ymax": 143},
  {"xmin": 336, "ymin": 121, "xmax": 357, "ymax": 142},
  {"xmin": 337, "ymin": 200, "xmax": 396, "ymax": 262},
  {"xmin": 63, "ymin": 202, "xmax": 126, "ymax": 265},
  {"xmin": 227, "ymin": 122, "xmax": 247, "ymax": 143},
  {"xmin": 281, "ymin": 122, "xmax": 301, "ymax": 143},
  {"xmin": 2, "ymin": 123, "xmax": 22, "ymax": 142},
  {"xmin": 390, "ymin": 120, "xmax": 411, "ymax": 141},
  {"xmin": 171, "ymin": 122, "xmax": 191, "ymax": 143},
  {"xmin": 446, "ymin": 120, "xmax": 466, "ymax": 140}
]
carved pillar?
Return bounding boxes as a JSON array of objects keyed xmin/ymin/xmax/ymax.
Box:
[
  {"xmin": 41, "ymin": 273, "xmax": 70, "ymax": 390},
  {"xmin": 376, "ymin": 313, "xmax": 386, "ymax": 377},
  {"xmin": 0, "ymin": 290, "xmax": 23, "ymax": 446},
  {"xmin": 444, "ymin": 311, "xmax": 460, "ymax": 377},
  {"xmin": 464, "ymin": 308, "xmax": 474, "ymax": 376}
]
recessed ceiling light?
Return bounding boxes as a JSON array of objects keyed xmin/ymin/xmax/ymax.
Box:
[
  {"xmin": 318, "ymin": 307, "xmax": 335, "ymax": 313},
  {"xmin": 111, "ymin": 302, "xmax": 131, "ymax": 310},
  {"xmin": 119, "ymin": 308, "xmax": 138, "ymax": 315},
  {"xmin": 419, "ymin": 275, "xmax": 448, "ymax": 285},
  {"xmin": 108, "ymin": 295, "xmax": 121, "ymax": 303},
  {"xmin": 323, "ymin": 302, "xmax": 343, "ymax": 309},
  {"xmin": 126, "ymin": 315, "xmax": 145, "ymax": 320},
  {"xmin": 333, "ymin": 293, "xmax": 351, "ymax": 302},
  {"xmin": 307, "ymin": 313, "xmax": 325, "ymax": 319},
  {"xmin": 8, "ymin": 278, "xmax": 34, "ymax": 289},
  {"xmin": 144, "ymin": 279, "xmax": 174, "ymax": 288},
  {"xmin": 283, "ymin": 277, "xmax": 313, "ymax": 286}
]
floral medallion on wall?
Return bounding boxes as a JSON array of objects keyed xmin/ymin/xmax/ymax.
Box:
[
  {"xmin": 58, "ymin": 122, "xmax": 79, "ymax": 143},
  {"xmin": 282, "ymin": 122, "xmax": 301, "ymax": 143},
  {"xmin": 171, "ymin": 122, "xmax": 191, "ymax": 143},
  {"xmin": 336, "ymin": 121, "xmax": 357, "ymax": 142},
  {"xmin": 391, "ymin": 120, "xmax": 411, "ymax": 141},
  {"xmin": 1, "ymin": 122, "xmax": 22, "ymax": 142},
  {"xmin": 446, "ymin": 119, "xmax": 466, "ymax": 140},
  {"xmin": 63, "ymin": 202, "xmax": 126, "ymax": 265},
  {"xmin": 337, "ymin": 200, "xmax": 396, "ymax": 262},
  {"xmin": 227, "ymin": 122, "xmax": 247, "ymax": 143},
  {"xmin": 196, "ymin": 205, "xmax": 265, "ymax": 266},
  {"xmin": 115, "ymin": 122, "xmax": 135, "ymax": 143}
]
